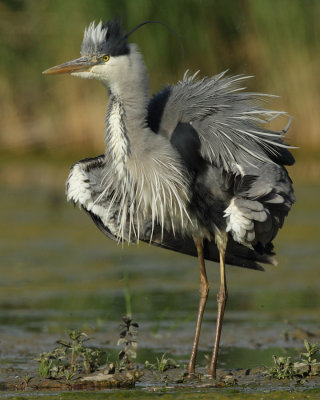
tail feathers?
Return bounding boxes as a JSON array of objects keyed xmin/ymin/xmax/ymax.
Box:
[
  {"xmin": 223, "ymin": 236, "xmax": 277, "ymax": 269},
  {"xmin": 152, "ymin": 231, "xmax": 275, "ymax": 271}
]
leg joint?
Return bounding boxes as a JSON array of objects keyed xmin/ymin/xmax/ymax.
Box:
[
  {"xmin": 217, "ymin": 287, "xmax": 228, "ymax": 303},
  {"xmin": 200, "ymin": 281, "xmax": 209, "ymax": 298}
]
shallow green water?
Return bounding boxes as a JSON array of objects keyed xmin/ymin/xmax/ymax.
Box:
[
  {"xmin": 0, "ymin": 160, "xmax": 319, "ymax": 397},
  {"xmin": 1, "ymin": 389, "xmax": 320, "ymax": 400}
]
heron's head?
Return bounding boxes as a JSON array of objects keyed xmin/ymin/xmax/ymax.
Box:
[{"xmin": 43, "ymin": 18, "xmax": 136, "ymax": 84}]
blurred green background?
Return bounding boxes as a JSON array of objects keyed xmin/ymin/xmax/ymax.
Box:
[
  {"xmin": 1, "ymin": 0, "xmax": 320, "ymax": 159},
  {"xmin": 1, "ymin": 0, "xmax": 320, "ymax": 387}
]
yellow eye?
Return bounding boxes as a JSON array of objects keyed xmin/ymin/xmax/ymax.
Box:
[{"xmin": 102, "ymin": 55, "xmax": 110, "ymax": 62}]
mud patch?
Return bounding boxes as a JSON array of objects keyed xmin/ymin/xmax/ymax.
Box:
[{"xmin": 1, "ymin": 364, "xmax": 320, "ymax": 393}]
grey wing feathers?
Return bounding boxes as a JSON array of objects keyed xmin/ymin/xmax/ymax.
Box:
[
  {"xmin": 68, "ymin": 156, "xmax": 274, "ymax": 271},
  {"xmin": 151, "ymin": 70, "xmax": 295, "ymax": 252},
  {"xmin": 158, "ymin": 71, "xmax": 295, "ymax": 174}
]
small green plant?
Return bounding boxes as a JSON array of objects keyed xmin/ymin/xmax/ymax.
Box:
[
  {"xmin": 145, "ymin": 353, "xmax": 179, "ymax": 373},
  {"xmin": 21, "ymin": 374, "xmax": 32, "ymax": 389},
  {"xmin": 156, "ymin": 353, "xmax": 179, "ymax": 373},
  {"xmin": 300, "ymin": 339, "xmax": 319, "ymax": 376},
  {"xmin": 117, "ymin": 316, "xmax": 139, "ymax": 370},
  {"xmin": 266, "ymin": 355, "xmax": 297, "ymax": 380},
  {"xmin": 38, "ymin": 352, "xmax": 54, "ymax": 378},
  {"xmin": 266, "ymin": 340, "xmax": 319, "ymax": 380},
  {"xmin": 63, "ymin": 370, "xmax": 75, "ymax": 381},
  {"xmin": 36, "ymin": 329, "xmax": 103, "ymax": 379}
]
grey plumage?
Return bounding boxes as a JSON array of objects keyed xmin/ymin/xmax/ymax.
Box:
[
  {"xmin": 160, "ymin": 71, "xmax": 295, "ymax": 169},
  {"xmin": 43, "ymin": 17, "xmax": 295, "ymax": 378},
  {"xmin": 67, "ymin": 154, "xmax": 275, "ymax": 271},
  {"xmin": 150, "ymin": 70, "xmax": 295, "ymax": 249},
  {"xmin": 63, "ymin": 19, "xmax": 295, "ymax": 251}
]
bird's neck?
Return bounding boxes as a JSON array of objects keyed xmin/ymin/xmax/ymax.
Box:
[{"xmin": 105, "ymin": 46, "xmax": 150, "ymax": 178}]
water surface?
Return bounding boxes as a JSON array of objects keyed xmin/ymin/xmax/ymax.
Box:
[{"xmin": 1, "ymin": 159, "xmax": 319, "ymax": 397}]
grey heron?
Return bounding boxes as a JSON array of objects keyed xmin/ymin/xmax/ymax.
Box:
[{"xmin": 43, "ymin": 18, "xmax": 295, "ymax": 379}]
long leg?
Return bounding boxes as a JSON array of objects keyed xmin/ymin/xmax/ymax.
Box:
[
  {"xmin": 209, "ymin": 233, "xmax": 228, "ymax": 379},
  {"xmin": 187, "ymin": 237, "xmax": 209, "ymax": 375}
]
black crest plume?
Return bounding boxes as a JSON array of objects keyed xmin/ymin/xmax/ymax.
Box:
[
  {"xmin": 101, "ymin": 18, "xmax": 130, "ymax": 56},
  {"xmin": 81, "ymin": 18, "xmax": 129, "ymax": 57},
  {"xmin": 81, "ymin": 17, "xmax": 183, "ymax": 57}
]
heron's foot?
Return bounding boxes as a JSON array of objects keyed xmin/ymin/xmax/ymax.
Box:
[
  {"xmin": 187, "ymin": 361, "xmax": 196, "ymax": 377},
  {"xmin": 208, "ymin": 367, "xmax": 217, "ymax": 379}
]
